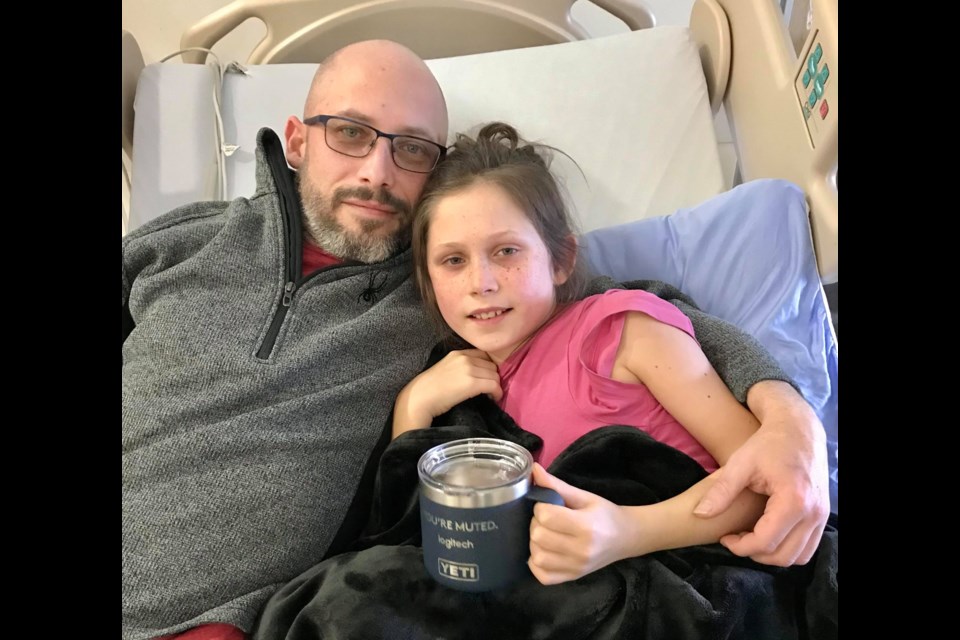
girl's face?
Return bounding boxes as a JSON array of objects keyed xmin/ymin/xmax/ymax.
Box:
[{"xmin": 426, "ymin": 181, "xmax": 568, "ymax": 364}]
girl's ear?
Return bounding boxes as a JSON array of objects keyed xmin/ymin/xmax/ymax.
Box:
[{"xmin": 552, "ymin": 234, "xmax": 578, "ymax": 286}]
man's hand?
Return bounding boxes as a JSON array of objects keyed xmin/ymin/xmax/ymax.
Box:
[{"xmin": 693, "ymin": 381, "xmax": 830, "ymax": 566}]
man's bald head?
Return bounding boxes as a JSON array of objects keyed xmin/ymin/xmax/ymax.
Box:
[{"xmin": 304, "ymin": 40, "xmax": 447, "ymax": 141}]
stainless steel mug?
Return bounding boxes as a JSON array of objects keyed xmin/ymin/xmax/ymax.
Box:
[{"xmin": 418, "ymin": 438, "xmax": 563, "ymax": 592}]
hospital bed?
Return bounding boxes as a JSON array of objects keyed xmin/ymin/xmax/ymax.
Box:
[{"xmin": 121, "ymin": 0, "xmax": 838, "ymax": 571}]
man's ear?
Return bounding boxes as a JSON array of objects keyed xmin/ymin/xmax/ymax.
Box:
[
  {"xmin": 552, "ymin": 234, "xmax": 579, "ymax": 286},
  {"xmin": 284, "ymin": 116, "xmax": 306, "ymax": 169}
]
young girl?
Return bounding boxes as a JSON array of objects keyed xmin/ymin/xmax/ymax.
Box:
[{"xmin": 393, "ymin": 123, "xmax": 767, "ymax": 587}]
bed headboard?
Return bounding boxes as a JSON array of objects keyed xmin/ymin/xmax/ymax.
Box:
[{"xmin": 177, "ymin": 0, "xmax": 654, "ymax": 64}]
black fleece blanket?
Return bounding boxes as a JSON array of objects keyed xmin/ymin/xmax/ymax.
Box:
[{"xmin": 253, "ymin": 393, "xmax": 838, "ymax": 640}]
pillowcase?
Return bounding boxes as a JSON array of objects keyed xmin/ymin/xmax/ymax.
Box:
[{"xmin": 580, "ymin": 179, "xmax": 838, "ymax": 512}]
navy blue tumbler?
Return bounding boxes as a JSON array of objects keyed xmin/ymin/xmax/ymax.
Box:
[{"xmin": 418, "ymin": 438, "xmax": 563, "ymax": 592}]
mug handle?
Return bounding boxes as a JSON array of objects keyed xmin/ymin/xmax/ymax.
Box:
[{"xmin": 525, "ymin": 486, "xmax": 564, "ymax": 506}]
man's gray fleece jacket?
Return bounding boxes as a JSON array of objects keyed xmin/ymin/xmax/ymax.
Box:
[{"xmin": 121, "ymin": 129, "xmax": 792, "ymax": 640}]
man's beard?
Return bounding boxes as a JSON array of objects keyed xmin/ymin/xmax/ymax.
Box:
[{"xmin": 299, "ymin": 177, "xmax": 413, "ymax": 264}]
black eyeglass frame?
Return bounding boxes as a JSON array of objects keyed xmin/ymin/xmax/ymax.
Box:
[{"xmin": 303, "ymin": 114, "xmax": 447, "ymax": 173}]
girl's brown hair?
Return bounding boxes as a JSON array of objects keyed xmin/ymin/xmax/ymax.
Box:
[{"xmin": 412, "ymin": 122, "xmax": 589, "ymax": 339}]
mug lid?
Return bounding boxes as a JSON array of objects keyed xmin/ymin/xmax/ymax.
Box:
[{"xmin": 418, "ymin": 438, "xmax": 533, "ymax": 508}]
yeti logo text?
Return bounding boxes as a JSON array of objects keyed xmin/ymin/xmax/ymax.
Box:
[{"xmin": 438, "ymin": 558, "xmax": 479, "ymax": 582}]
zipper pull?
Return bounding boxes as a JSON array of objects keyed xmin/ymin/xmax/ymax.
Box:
[{"xmin": 281, "ymin": 281, "xmax": 295, "ymax": 306}]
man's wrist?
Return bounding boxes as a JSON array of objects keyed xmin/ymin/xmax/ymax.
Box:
[
  {"xmin": 746, "ymin": 380, "xmax": 808, "ymax": 422},
  {"xmin": 746, "ymin": 380, "xmax": 824, "ymax": 446}
]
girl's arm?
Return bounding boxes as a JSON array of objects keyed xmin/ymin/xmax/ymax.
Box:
[
  {"xmin": 528, "ymin": 311, "xmax": 766, "ymax": 584},
  {"xmin": 614, "ymin": 310, "xmax": 767, "ymax": 551},
  {"xmin": 529, "ymin": 464, "xmax": 766, "ymax": 585},
  {"xmin": 617, "ymin": 472, "xmax": 767, "ymax": 557},
  {"xmin": 615, "ymin": 310, "xmax": 760, "ymax": 464}
]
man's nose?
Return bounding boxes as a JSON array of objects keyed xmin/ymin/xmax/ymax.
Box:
[{"xmin": 356, "ymin": 137, "xmax": 396, "ymax": 187}]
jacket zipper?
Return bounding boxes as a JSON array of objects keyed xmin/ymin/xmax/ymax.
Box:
[
  {"xmin": 256, "ymin": 132, "xmax": 303, "ymax": 360},
  {"xmin": 257, "ymin": 281, "xmax": 295, "ymax": 359}
]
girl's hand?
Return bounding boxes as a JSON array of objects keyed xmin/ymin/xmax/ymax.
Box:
[
  {"xmin": 527, "ymin": 464, "xmax": 636, "ymax": 585},
  {"xmin": 392, "ymin": 349, "xmax": 502, "ymax": 438}
]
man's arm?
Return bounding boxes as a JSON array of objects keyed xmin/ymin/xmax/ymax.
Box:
[
  {"xmin": 123, "ymin": 300, "xmax": 134, "ymax": 345},
  {"xmin": 123, "ymin": 254, "xmax": 134, "ymax": 345}
]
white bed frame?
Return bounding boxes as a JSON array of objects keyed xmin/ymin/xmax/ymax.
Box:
[{"xmin": 121, "ymin": 0, "xmax": 837, "ymax": 281}]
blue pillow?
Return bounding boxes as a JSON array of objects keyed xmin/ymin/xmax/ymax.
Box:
[{"xmin": 580, "ymin": 179, "xmax": 838, "ymax": 512}]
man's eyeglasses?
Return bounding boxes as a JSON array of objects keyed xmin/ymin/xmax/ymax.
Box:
[{"xmin": 303, "ymin": 115, "xmax": 447, "ymax": 174}]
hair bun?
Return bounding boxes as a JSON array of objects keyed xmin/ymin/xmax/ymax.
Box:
[
  {"xmin": 471, "ymin": 122, "xmax": 547, "ymax": 168},
  {"xmin": 477, "ymin": 122, "xmax": 519, "ymax": 150}
]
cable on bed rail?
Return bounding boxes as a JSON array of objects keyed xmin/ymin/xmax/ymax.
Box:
[{"xmin": 157, "ymin": 47, "xmax": 247, "ymax": 203}]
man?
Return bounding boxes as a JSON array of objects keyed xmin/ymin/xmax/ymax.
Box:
[{"xmin": 122, "ymin": 40, "xmax": 828, "ymax": 640}]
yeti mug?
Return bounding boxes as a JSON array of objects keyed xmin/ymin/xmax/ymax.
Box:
[{"xmin": 418, "ymin": 438, "xmax": 563, "ymax": 592}]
